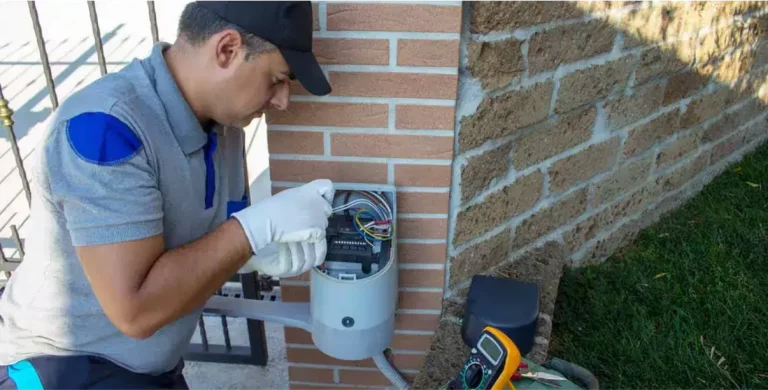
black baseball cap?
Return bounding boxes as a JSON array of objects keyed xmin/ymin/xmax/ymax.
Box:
[{"xmin": 197, "ymin": 1, "xmax": 331, "ymax": 96}]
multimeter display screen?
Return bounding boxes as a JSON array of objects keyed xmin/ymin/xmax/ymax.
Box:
[{"xmin": 479, "ymin": 336, "xmax": 503, "ymax": 364}]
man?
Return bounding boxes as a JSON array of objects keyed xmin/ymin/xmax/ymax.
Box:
[{"xmin": 0, "ymin": 2, "xmax": 332, "ymax": 388}]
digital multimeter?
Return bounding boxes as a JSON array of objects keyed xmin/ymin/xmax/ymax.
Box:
[{"xmin": 447, "ymin": 326, "xmax": 522, "ymax": 390}]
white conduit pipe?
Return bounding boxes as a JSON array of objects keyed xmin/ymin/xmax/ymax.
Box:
[{"xmin": 373, "ymin": 352, "xmax": 410, "ymax": 390}]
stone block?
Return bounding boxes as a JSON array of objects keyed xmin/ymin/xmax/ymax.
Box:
[
  {"xmin": 470, "ymin": 2, "xmax": 583, "ymax": 33},
  {"xmin": 591, "ymin": 156, "xmax": 653, "ymax": 206},
  {"xmin": 624, "ymin": 109, "xmax": 682, "ymax": 156},
  {"xmin": 513, "ymin": 107, "xmax": 596, "ymax": 169},
  {"xmin": 449, "ymin": 229, "xmax": 511, "ymax": 287},
  {"xmin": 467, "ymin": 38, "xmax": 524, "ymax": 91},
  {"xmin": 702, "ymin": 98, "xmax": 764, "ymax": 143},
  {"xmin": 744, "ymin": 117, "xmax": 768, "ymax": 142},
  {"xmin": 698, "ymin": 22, "xmax": 760, "ymax": 65},
  {"xmin": 512, "ymin": 189, "xmax": 588, "ymax": 249},
  {"xmin": 555, "ymin": 56, "xmax": 636, "ymax": 113},
  {"xmin": 635, "ymin": 43, "xmax": 693, "ymax": 85},
  {"xmin": 460, "ymin": 81, "xmax": 554, "ymax": 152},
  {"xmin": 710, "ymin": 131, "xmax": 747, "ymax": 165},
  {"xmin": 454, "ymin": 171, "xmax": 544, "ymax": 245},
  {"xmin": 528, "ymin": 19, "xmax": 616, "ymax": 75},
  {"xmin": 715, "ymin": 46, "xmax": 757, "ymax": 85},
  {"xmin": 548, "ymin": 137, "xmax": 620, "ymax": 193},
  {"xmin": 606, "ymin": 81, "xmax": 665, "ymax": 130},
  {"xmin": 656, "ymin": 150, "xmax": 710, "ymax": 193},
  {"xmin": 663, "ymin": 70, "xmax": 710, "ymax": 105},
  {"xmin": 680, "ymin": 88, "xmax": 736, "ymax": 129},
  {"xmin": 577, "ymin": 218, "xmax": 642, "ymax": 265},
  {"xmin": 657, "ymin": 131, "xmax": 701, "ymax": 168},
  {"xmin": 461, "ymin": 141, "xmax": 513, "ymax": 202}
]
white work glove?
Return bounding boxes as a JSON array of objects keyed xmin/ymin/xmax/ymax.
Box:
[{"xmin": 232, "ymin": 179, "xmax": 335, "ymax": 277}]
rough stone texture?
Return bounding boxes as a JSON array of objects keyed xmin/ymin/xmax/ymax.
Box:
[
  {"xmin": 513, "ymin": 107, "xmax": 596, "ymax": 169},
  {"xmin": 606, "ymin": 81, "xmax": 665, "ymax": 130},
  {"xmin": 460, "ymin": 81, "xmax": 554, "ymax": 152},
  {"xmin": 449, "ymin": 229, "xmax": 511, "ymax": 287},
  {"xmin": 697, "ymin": 22, "xmax": 760, "ymax": 66},
  {"xmin": 412, "ymin": 321, "xmax": 470, "ymax": 390},
  {"xmin": 743, "ymin": 116, "xmax": 768, "ymax": 141},
  {"xmin": 470, "ymin": 1, "xmax": 583, "ymax": 33},
  {"xmin": 528, "ymin": 19, "xmax": 616, "ymax": 75},
  {"xmin": 576, "ymin": 217, "xmax": 642, "ymax": 265},
  {"xmin": 657, "ymin": 130, "xmax": 702, "ymax": 168},
  {"xmin": 656, "ymin": 150, "xmax": 711, "ymax": 193},
  {"xmin": 512, "ymin": 189, "xmax": 588, "ymax": 249},
  {"xmin": 467, "ymin": 39, "xmax": 524, "ymax": 91},
  {"xmin": 548, "ymin": 137, "xmax": 620, "ymax": 193},
  {"xmin": 663, "ymin": 70, "xmax": 710, "ymax": 105},
  {"xmin": 442, "ymin": 296, "xmax": 466, "ymax": 320},
  {"xmin": 565, "ymin": 183, "xmax": 660, "ymax": 252},
  {"xmin": 680, "ymin": 88, "xmax": 736, "ymax": 129},
  {"xmin": 635, "ymin": 43, "xmax": 694, "ymax": 85},
  {"xmin": 624, "ymin": 109, "xmax": 682, "ymax": 156},
  {"xmin": 711, "ymin": 130, "xmax": 747, "ymax": 165},
  {"xmin": 716, "ymin": 46, "xmax": 757, "ymax": 85},
  {"xmin": 702, "ymin": 98, "xmax": 764, "ymax": 143},
  {"xmin": 461, "ymin": 141, "xmax": 513, "ymax": 202},
  {"xmin": 454, "ymin": 171, "xmax": 544, "ymax": 245},
  {"xmin": 591, "ymin": 156, "xmax": 653, "ymax": 207},
  {"xmin": 555, "ymin": 56, "xmax": 636, "ymax": 113}
]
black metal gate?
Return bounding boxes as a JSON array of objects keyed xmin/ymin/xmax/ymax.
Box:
[{"xmin": 0, "ymin": 1, "xmax": 270, "ymax": 366}]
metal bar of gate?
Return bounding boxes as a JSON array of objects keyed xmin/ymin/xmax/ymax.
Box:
[
  {"xmin": 27, "ymin": 1, "xmax": 59, "ymax": 110},
  {"xmin": 147, "ymin": 1, "xmax": 159, "ymax": 44},
  {"xmin": 0, "ymin": 84, "xmax": 32, "ymax": 206},
  {"xmin": 10, "ymin": 226, "xmax": 25, "ymax": 259},
  {"xmin": 87, "ymin": 1, "xmax": 108, "ymax": 77}
]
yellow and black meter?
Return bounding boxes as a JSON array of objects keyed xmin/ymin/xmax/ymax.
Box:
[{"xmin": 447, "ymin": 326, "xmax": 522, "ymax": 390}]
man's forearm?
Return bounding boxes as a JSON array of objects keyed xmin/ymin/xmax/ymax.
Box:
[{"xmin": 133, "ymin": 219, "xmax": 252, "ymax": 337}]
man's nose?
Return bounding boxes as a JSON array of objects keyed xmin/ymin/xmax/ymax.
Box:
[{"xmin": 270, "ymin": 82, "xmax": 290, "ymax": 111}]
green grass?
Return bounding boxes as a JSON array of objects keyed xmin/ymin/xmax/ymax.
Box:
[{"xmin": 550, "ymin": 142, "xmax": 768, "ymax": 389}]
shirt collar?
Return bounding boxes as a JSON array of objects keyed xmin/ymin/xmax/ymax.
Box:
[{"xmin": 146, "ymin": 42, "xmax": 208, "ymax": 155}]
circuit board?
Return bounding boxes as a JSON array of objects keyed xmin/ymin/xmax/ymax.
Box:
[{"xmin": 325, "ymin": 214, "xmax": 390, "ymax": 276}]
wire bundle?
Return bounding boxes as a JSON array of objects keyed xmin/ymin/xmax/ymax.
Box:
[{"xmin": 332, "ymin": 191, "xmax": 393, "ymax": 247}]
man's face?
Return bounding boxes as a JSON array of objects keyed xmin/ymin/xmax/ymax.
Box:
[{"xmin": 207, "ymin": 32, "xmax": 291, "ymax": 128}]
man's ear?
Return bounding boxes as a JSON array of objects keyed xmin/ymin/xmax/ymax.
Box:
[{"xmin": 213, "ymin": 29, "xmax": 244, "ymax": 69}]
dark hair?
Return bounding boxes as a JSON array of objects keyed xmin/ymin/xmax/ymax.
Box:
[{"xmin": 177, "ymin": 2, "xmax": 276, "ymax": 60}]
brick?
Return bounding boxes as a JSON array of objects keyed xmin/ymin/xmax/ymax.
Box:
[
  {"xmin": 396, "ymin": 105, "xmax": 455, "ymax": 130},
  {"xmin": 331, "ymin": 134, "xmax": 453, "ymax": 159},
  {"xmin": 591, "ymin": 157, "xmax": 653, "ymax": 206},
  {"xmin": 697, "ymin": 23, "xmax": 759, "ymax": 65},
  {"xmin": 663, "ymin": 70, "xmax": 710, "ymax": 105},
  {"xmin": 548, "ymin": 138, "xmax": 620, "ymax": 193},
  {"xmin": 289, "ymin": 383, "xmax": 346, "ymax": 390},
  {"xmin": 680, "ymin": 88, "xmax": 736, "ymax": 128},
  {"xmin": 397, "ymin": 192, "xmax": 450, "ymax": 214},
  {"xmin": 391, "ymin": 353, "xmax": 427, "ymax": 370},
  {"xmin": 285, "ymin": 327, "xmax": 313, "ymax": 345},
  {"xmin": 702, "ymin": 99, "xmax": 764, "ymax": 143},
  {"xmin": 577, "ymin": 218, "xmax": 642, "ymax": 265},
  {"xmin": 449, "ymin": 229, "xmax": 511, "ymax": 286},
  {"xmin": 657, "ymin": 131, "xmax": 701, "ymax": 168},
  {"xmin": 471, "ymin": 2, "xmax": 583, "ymax": 33},
  {"xmin": 467, "ymin": 38, "xmax": 524, "ymax": 90},
  {"xmin": 461, "ymin": 142, "xmax": 513, "ymax": 202},
  {"xmin": 397, "ymin": 218, "xmax": 448, "ymax": 239},
  {"xmin": 288, "ymin": 348, "xmax": 375, "ymax": 368},
  {"xmin": 453, "ymin": 171, "xmax": 544, "ymax": 245},
  {"xmin": 715, "ymin": 46, "xmax": 757, "ymax": 85},
  {"xmin": 513, "ymin": 106, "xmax": 595, "ymax": 169},
  {"xmin": 338, "ymin": 370, "xmax": 417, "ymax": 387},
  {"xmin": 328, "ymin": 72, "xmax": 458, "ymax": 99},
  {"xmin": 267, "ymin": 131, "xmax": 324, "ymax": 155},
  {"xmin": 398, "ymin": 243, "xmax": 447, "ymax": 264},
  {"xmin": 512, "ymin": 189, "xmax": 588, "ymax": 249},
  {"xmin": 398, "ymin": 39, "xmax": 460, "ymax": 68},
  {"xmin": 624, "ymin": 109, "xmax": 682, "ymax": 156},
  {"xmin": 394, "ymin": 164, "xmax": 452, "ymax": 187},
  {"xmin": 313, "ymin": 38, "xmax": 389, "ymax": 65},
  {"xmin": 555, "ymin": 57, "xmax": 635, "ymax": 113},
  {"xmin": 460, "ymin": 81, "xmax": 554, "ymax": 151},
  {"xmin": 288, "ymin": 367, "xmax": 334, "ymax": 384},
  {"xmin": 528, "ymin": 19, "xmax": 616, "ymax": 75},
  {"xmin": 635, "ymin": 44, "xmax": 692, "ymax": 85},
  {"xmin": 268, "ymin": 102, "xmax": 388, "ymax": 128},
  {"xmin": 711, "ymin": 132, "xmax": 747, "ymax": 165},
  {"xmin": 270, "ymin": 160, "xmax": 388, "ymax": 184},
  {"xmin": 656, "ymin": 151, "xmax": 710, "ymax": 192},
  {"xmin": 390, "ymin": 334, "xmax": 435, "ymax": 351},
  {"xmin": 743, "ymin": 117, "xmax": 768, "ymax": 142},
  {"xmin": 395, "ymin": 313, "xmax": 439, "ymax": 331},
  {"xmin": 282, "ymin": 285, "xmax": 310, "ymax": 302},
  {"xmin": 606, "ymin": 82, "xmax": 665, "ymax": 130},
  {"xmin": 399, "ymin": 291, "xmax": 443, "ymax": 310},
  {"xmin": 616, "ymin": 6, "xmax": 691, "ymax": 49},
  {"xmin": 400, "ymin": 269, "xmax": 445, "ymax": 288},
  {"xmin": 312, "ymin": 3, "xmax": 318, "ymax": 31},
  {"xmin": 327, "ymin": 3, "xmax": 461, "ymax": 33}
]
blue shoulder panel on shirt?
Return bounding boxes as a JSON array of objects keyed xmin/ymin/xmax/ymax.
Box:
[{"xmin": 66, "ymin": 112, "xmax": 142, "ymax": 166}]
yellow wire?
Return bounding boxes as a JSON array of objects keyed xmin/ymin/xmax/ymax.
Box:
[{"xmin": 354, "ymin": 210, "xmax": 393, "ymax": 241}]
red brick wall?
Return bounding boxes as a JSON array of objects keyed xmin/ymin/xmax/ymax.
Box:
[{"xmin": 267, "ymin": 2, "xmax": 462, "ymax": 388}]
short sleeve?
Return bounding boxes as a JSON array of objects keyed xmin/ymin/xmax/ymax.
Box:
[{"xmin": 44, "ymin": 112, "xmax": 164, "ymax": 246}]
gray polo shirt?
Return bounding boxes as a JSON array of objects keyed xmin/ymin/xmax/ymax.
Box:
[{"xmin": 0, "ymin": 43, "xmax": 248, "ymax": 374}]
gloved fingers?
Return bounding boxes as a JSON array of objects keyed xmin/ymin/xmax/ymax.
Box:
[
  {"xmin": 300, "ymin": 241, "xmax": 315, "ymax": 274},
  {"xmin": 280, "ymin": 228, "xmax": 326, "ymax": 243},
  {"xmin": 288, "ymin": 242, "xmax": 305, "ymax": 276},
  {"xmin": 304, "ymin": 179, "xmax": 335, "ymax": 204},
  {"xmin": 312, "ymin": 239, "xmax": 327, "ymax": 267}
]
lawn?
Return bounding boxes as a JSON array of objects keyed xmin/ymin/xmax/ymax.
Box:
[{"xmin": 550, "ymin": 141, "xmax": 768, "ymax": 389}]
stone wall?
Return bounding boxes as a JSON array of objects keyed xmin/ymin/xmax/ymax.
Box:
[{"xmin": 416, "ymin": 2, "xmax": 768, "ymax": 388}]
